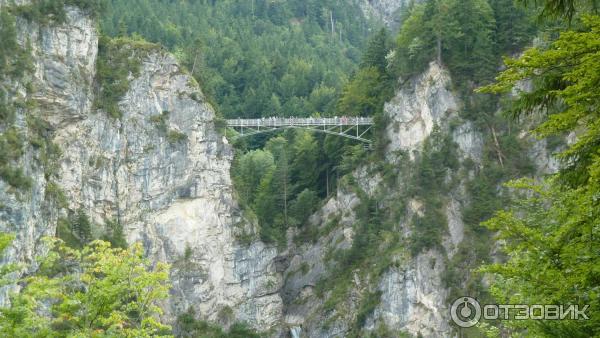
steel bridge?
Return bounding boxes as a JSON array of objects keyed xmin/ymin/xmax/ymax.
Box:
[{"xmin": 226, "ymin": 117, "xmax": 373, "ymax": 143}]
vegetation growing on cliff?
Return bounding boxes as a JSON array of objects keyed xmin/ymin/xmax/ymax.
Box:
[
  {"xmin": 174, "ymin": 308, "xmax": 260, "ymax": 338},
  {"xmin": 57, "ymin": 208, "xmax": 128, "ymax": 250},
  {"xmin": 281, "ymin": 0, "xmax": 597, "ymax": 335},
  {"xmin": 0, "ymin": 0, "xmax": 598, "ymax": 336},
  {"xmin": 11, "ymin": 0, "xmax": 104, "ymax": 24},
  {"xmin": 393, "ymin": 0, "xmax": 537, "ymax": 85},
  {"xmin": 0, "ymin": 10, "xmax": 34, "ymax": 191},
  {"xmin": 95, "ymin": 35, "xmax": 161, "ymax": 118},
  {"xmin": 0, "ymin": 2, "xmax": 85, "ymax": 196}
]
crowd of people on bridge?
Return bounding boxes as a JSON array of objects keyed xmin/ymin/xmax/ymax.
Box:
[{"xmin": 229, "ymin": 116, "xmax": 372, "ymax": 127}]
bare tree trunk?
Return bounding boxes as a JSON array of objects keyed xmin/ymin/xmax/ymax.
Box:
[
  {"xmin": 282, "ymin": 152, "xmax": 289, "ymax": 226},
  {"xmin": 436, "ymin": 36, "xmax": 442, "ymax": 64},
  {"xmin": 490, "ymin": 125, "xmax": 505, "ymax": 168},
  {"xmin": 283, "ymin": 166, "xmax": 288, "ymax": 226},
  {"xmin": 326, "ymin": 169, "xmax": 329, "ymax": 197},
  {"xmin": 330, "ymin": 10, "xmax": 335, "ymax": 36},
  {"xmin": 191, "ymin": 54, "xmax": 199, "ymax": 76}
]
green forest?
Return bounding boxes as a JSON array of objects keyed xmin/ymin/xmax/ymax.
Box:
[
  {"xmin": 101, "ymin": 0, "xmax": 370, "ymax": 120},
  {"xmin": 0, "ymin": 0, "xmax": 599, "ymax": 336}
]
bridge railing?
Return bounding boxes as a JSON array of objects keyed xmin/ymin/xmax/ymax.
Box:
[{"xmin": 226, "ymin": 116, "xmax": 373, "ymax": 127}]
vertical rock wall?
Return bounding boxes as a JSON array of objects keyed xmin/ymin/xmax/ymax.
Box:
[{"xmin": 0, "ymin": 5, "xmax": 283, "ymax": 331}]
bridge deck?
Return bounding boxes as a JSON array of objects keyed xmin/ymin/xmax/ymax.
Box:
[{"xmin": 226, "ymin": 117, "xmax": 373, "ymax": 127}]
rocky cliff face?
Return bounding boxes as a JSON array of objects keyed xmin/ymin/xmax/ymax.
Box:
[
  {"xmin": 0, "ymin": 4, "xmax": 98, "ymax": 305},
  {"xmin": 282, "ymin": 186, "xmax": 362, "ymax": 337},
  {"xmin": 280, "ymin": 61, "xmax": 555, "ymax": 337},
  {"xmin": 371, "ymin": 62, "xmax": 478, "ymax": 336},
  {"xmin": 56, "ymin": 50, "xmax": 283, "ymax": 329},
  {"xmin": 281, "ymin": 62, "xmax": 464, "ymax": 337},
  {"xmin": 359, "ymin": 0, "xmax": 422, "ymax": 30},
  {"xmin": 384, "ymin": 62, "xmax": 461, "ymax": 155},
  {"xmin": 0, "ymin": 4, "xmax": 282, "ymax": 331},
  {"xmin": 366, "ymin": 250, "xmax": 450, "ymax": 337}
]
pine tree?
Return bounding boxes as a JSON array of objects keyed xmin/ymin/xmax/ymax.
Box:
[
  {"xmin": 266, "ymin": 137, "xmax": 292, "ymax": 227},
  {"xmin": 291, "ymin": 131, "xmax": 319, "ymax": 192},
  {"xmin": 73, "ymin": 210, "xmax": 93, "ymax": 246},
  {"xmin": 360, "ymin": 28, "xmax": 390, "ymax": 75}
]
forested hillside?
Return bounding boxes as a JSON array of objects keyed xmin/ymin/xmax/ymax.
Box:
[{"xmin": 101, "ymin": 0, "xmax": 372, "ymax": 119}]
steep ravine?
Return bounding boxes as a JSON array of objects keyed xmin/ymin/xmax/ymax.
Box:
[{"xmin": 0, "ymin": 3, "xmax": 558, "ymax": 338}]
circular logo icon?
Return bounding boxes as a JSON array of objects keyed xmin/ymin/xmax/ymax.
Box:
[{"xmin": 451, "ymin": 297, "xmax": 481, "ymax": 328}]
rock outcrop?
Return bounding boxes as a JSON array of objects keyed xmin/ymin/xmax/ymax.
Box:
[
  {"xmin": 278, "ymin": 62, "xmax": 467, "ymax": 338},
  {"xmin": 359, "ymin": 0, "xmax": 422, "ymax": 30},
  {"xmin": 279, "ymin": 59, "xmax": 562, "ymax": 337},
  {"xmin": 385, "ymin": 62, "xmax": 460, "ymax": 155},
  {"xmin": 367, "ymin": 250, "xmax": 450, "ymax": 337},
  {"xmin": 281, "ymin": 187, "xmax": 361, "ymax": 337}
]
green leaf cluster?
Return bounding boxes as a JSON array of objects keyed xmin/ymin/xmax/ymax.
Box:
[
  {"xmin": 0, "ymin": 239, "xmax": 172, "ymax": 337},
  {"xmin": 233, "ymin": 131, "xmax": 322, "ymax": 246},
  {"xmin": 393, "ymin": 0, "xmax": 535, "ymax": 85},
  {"xmin": 481, "ymin": 14, "xmax": 600, "ymax": 188},
  {"xmin": 481, "ymin": 179, "xmax": 600, "ymax": 336}
]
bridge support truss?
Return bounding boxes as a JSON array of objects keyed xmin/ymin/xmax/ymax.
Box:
[{"xmin": 226, "ymin": 117, "xmax": 373, "ymax": 143}]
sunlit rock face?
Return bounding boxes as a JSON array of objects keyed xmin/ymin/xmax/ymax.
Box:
[
  {"xmin": 385, "ymin": 62, "xmax": 459, "ymax": 155},
  {"xmin": 55, "ymin": 51, "xmax": 283, "ymax": 329},
  {"xmin": 368, "ymin": 250, "xmax": 451, "ymax": 337}
]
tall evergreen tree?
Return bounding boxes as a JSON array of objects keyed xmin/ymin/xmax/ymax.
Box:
[
  {"xmin": 291, "ymin": 131, "xmax": 319, "ymax": 193},
  {"xmin": 360, "ymin": 28, "xmax": 390, "ymax": 75}
]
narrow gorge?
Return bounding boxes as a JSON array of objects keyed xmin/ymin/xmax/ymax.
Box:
[{"xmin": 0, "ymin": 0, "xmax": 596, "ymax": 337}]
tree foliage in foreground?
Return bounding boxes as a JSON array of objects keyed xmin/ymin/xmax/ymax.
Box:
[
  {"xmin": 518, "ymin": 0, "xmax": 599, "ymax": 21},
  {"xmin": 481, "ymin": 179, "xmax": 600, "ymax": 337},
  {"xmin": 482, "ymin": 14, "xmax": 600, "ymax": 189},
  {"xmin": 478, "ymin": 11, "xmax": 600, "ymax": 338},
  {"xmin": 0, "ymin": 239, "xmax": 171, "ymax": 337}
]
